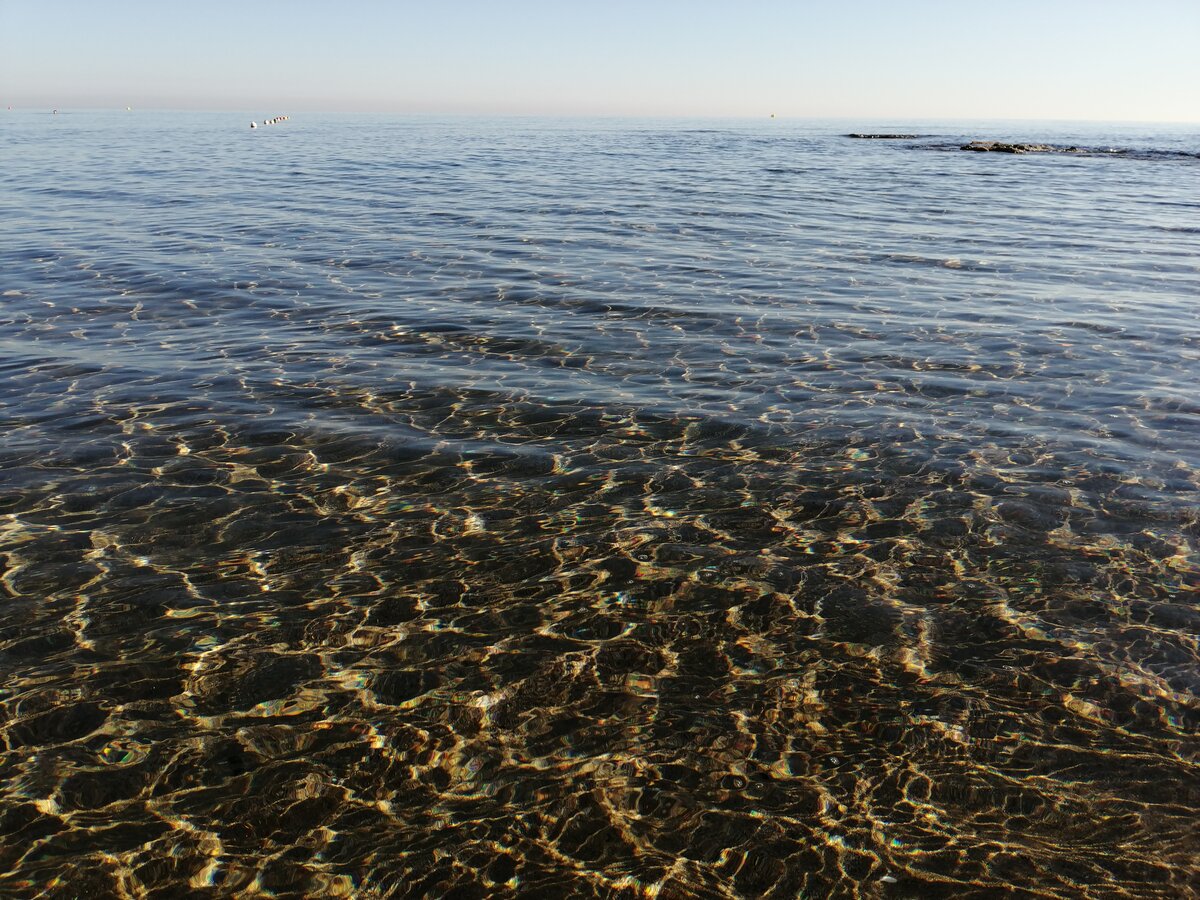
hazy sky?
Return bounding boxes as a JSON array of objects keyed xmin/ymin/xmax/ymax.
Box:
[{"xmin": 2, "ymin": 0, "xmax": 1198, "ymax": 121}]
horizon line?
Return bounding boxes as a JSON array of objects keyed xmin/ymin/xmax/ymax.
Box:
[{"xmin": 5, "ymin": 107, "xmax": 1200, "ymax": 127}]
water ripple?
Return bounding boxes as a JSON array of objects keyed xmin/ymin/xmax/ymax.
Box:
[{"xmin": 1, "ymin": 112, "xmax": 1197, "ymax": 898}]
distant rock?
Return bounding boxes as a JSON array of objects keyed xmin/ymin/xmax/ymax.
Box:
[
  {"xmin": 961, "ymin": 141, "xmax": 1080, "ymax": 154},
  {"xmin": 845, "ymin": 133, "xmax": 920, "ymax": 139}
]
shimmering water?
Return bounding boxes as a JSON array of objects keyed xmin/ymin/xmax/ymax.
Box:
[{"xmin": 1, "ymin": 111, "xmax": 1198, "ymax": 898}]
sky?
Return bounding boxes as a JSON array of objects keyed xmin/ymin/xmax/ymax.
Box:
[{"xmin": 2, "ymin": 0, "xmax": 1198, "ymax": 122}]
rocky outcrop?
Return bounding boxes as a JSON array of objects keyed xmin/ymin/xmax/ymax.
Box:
[{"xmin": 961, "ymin": 141, "xmax": 1080, "ymax": 154}]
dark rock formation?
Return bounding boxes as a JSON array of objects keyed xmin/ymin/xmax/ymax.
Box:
[{"xmin": 962, "ymin": 141, "xmax": 1081, "ymax": 154}]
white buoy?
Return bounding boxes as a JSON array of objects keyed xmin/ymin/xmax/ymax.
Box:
[{"xmin": 250, "ymin": 121, "xmax": 257, "ymax": 128}]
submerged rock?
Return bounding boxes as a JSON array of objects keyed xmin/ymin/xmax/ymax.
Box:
[{"xmin": 962, "ymin": 141, "xmax": 1080, "ymax": 154}]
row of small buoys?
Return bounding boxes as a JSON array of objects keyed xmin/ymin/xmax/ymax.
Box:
[{"xmin": 250, "ymin": 115, "xmax": 289, "ymax": 129}]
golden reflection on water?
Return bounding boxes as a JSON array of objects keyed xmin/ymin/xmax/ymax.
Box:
[{"xmin": 1, "ymin": 394, "xmax": 1196, "ymax": 899}]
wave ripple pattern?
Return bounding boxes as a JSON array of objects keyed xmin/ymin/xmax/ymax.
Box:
[{"xmin": 1, "ymin": 113, "xmax": 1198, "ymax": 899}]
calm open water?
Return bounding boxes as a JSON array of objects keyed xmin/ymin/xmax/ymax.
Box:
[{"xmin": 1, "ymin": 112, "xmax": 1198, "ymax": 898}]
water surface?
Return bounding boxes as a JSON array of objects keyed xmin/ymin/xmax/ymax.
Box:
[{"xmin": 1, "ymin": 112, "xmax": 1198, "ymax": 898}]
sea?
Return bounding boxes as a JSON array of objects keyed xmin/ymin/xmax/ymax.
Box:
[{"xmin": 1, "ymin": 111, "xmax": 1198, "ymax": 898}]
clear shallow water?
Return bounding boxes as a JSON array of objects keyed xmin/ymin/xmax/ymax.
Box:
[{"xmin": 1, "ymin": 111, "xmax": 1198, "ymax": 898}]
